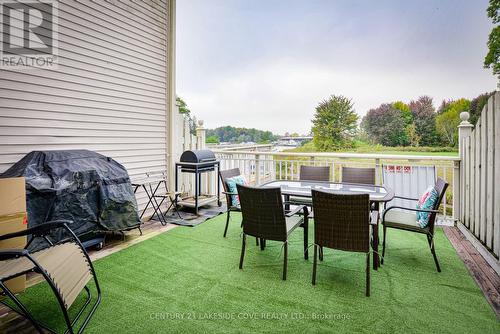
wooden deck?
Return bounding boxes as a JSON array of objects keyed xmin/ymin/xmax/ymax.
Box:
[
  {"xmin": 443, "ymin": 226, "xmax": 500, "ymax": 318},
  {"xmin": 1, "ymin": 223, "xmax": 498, "ymax": 333}
]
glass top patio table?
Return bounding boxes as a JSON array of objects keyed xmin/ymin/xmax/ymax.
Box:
[{"xmin": 260, "ymin": 180, "xmax": 394, "ymax": 203}]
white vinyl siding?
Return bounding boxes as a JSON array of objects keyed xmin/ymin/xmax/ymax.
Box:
[{"xmin": 0, "ymin": 0, "xmax": 170, "ymax": 214}]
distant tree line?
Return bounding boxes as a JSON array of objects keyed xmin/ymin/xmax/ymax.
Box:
[
  {"xmin": 206, "ymin": 126, "xmax": 278, "ymax": 144},
  {"xmin": 310, "ymin": 92, "xmax": 493, "ymax": 152},
  {"xmin": 361, "ymin": 92, "xmax": 493, "ymax": 148},
  {"xmin": 176, "ymin": 97, "xmax": 279, "ymax": 144}
]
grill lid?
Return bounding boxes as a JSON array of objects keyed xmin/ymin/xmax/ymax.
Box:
[{"xmin": 180, "ymin": 150, "xmax": 216, "ymax": 163}]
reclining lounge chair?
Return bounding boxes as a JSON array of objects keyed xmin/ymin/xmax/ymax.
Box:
[{"xmin": 0, "ymin": 220, "xmax": 101, "ymax": 334}]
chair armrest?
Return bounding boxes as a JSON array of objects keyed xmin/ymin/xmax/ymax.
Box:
[
  {"xmin": 393, "ymin": 195, "xmax": 419, "ymax": 201},
  {"xmin": 222, "ymin": 191, "xmax": 237, "ymax": 196},
  {"xmin": 370, "ymin": 211, "xmax": 379, "ymax": 225},
  {"xmin": 0, "ymin": 249, "xmax": 29, "ymax": 261},
  {"xmin": 382, "ymin": 206, "xmax": 439, "ymax": 222},
  {"xmin": 0, "ymin": 220, "xmax": 71, "ymax": 242},
  {"xmin": 283, "ymin": 201, "xmax": 300, "ymax": 206},
  {"xmin": 285, "ymin": 204, "xmax": 308, "ymax": 217}
]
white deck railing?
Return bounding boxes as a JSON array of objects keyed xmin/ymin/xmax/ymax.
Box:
[
  {"xmin": 458, "ymin": 91, "xmax": 500, "ymax": 267},
  {"xmin": 213, "ymin": 150, "xmax": 460, "ymax": 223}
]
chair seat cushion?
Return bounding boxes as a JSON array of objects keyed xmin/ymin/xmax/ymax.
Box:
[
  {"xmin": 383, "ymin": 210, "xmax": 428, "ymax": 232},
  {"xmin": 286, "ymin": 216, "xmax": 304, "ymax": 235},
  {"xmin": 288, "ymin": 196, "xmax": 312, "ymax": 206}
]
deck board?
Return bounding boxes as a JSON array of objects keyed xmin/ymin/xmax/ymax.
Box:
[{"xmin": 443, "ymin": 226, "xmax": 500, "ymax": 318}]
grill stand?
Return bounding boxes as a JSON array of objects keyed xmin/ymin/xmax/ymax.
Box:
[{"xmin": 175, "ymin": 161, "xmax": 221, "ymax": 215}]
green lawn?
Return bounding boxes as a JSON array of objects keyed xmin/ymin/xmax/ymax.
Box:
[
  {"xmin": 16, "ymin": 214, "xmax": 499, "ymax": 333},
  {"xmin": 288, "ymin": 142, "xmax": 459, "ymax": 157},
  {"xmin": 345, "ymin": 150, "xmax": 459, "ymax": 157}
]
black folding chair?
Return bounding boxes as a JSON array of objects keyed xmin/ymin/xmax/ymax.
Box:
[{"xmin": 133, "ymin": 171, "xmax": 182, "ymax": 226}]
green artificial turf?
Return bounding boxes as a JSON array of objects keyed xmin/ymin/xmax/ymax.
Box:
[{"xmin": 14, "ymin": 214, "xmax": 500, "ymax": 333}]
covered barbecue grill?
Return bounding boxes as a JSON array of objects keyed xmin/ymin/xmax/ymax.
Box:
[
  {"xmin": 0, "ymin": 150, "xmax": 141, "ymax": 250},
  {"xmin": 175, "ymin": 150, "xmax": 221, "ymax": 215}
]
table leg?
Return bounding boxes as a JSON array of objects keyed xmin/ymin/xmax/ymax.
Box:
[
  {"xmin": 373, "ymin": 223, "xmax": 379, "ymax": 270},
  {"xmin": 217, "ymin": 164, "xmax": 221, "ymax": 206},
  {"xmin": 175, "ymin": 165, "xmax": 179, "ymax": 193},
  {"xmin": 194, "ymin": 167, "xmax": 199, "ymax": 215},
  {"xmin": 372, "ymin": 201, "xmax": 380, "ymax": 270},
  {"xmin": 303, "ymin": 213, "xmax": 309, "ymax": 260}
]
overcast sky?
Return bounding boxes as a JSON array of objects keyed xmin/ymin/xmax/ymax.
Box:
[{"xmin": 176, "ymin": 0, "xmax": 498, "ymax": 135}]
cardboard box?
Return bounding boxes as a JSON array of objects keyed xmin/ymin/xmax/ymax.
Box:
[
  {"xmin": 0, "ymin": 213, "xmax": 27, "ymax": 248},
  {"xmin": 0, "ymin": 177, "xmax": 27, "ymax": 216},
  {"xmin": 0, "ymin": 177, "xmax": 27, "ymax": 294},
  {"xmin": 0, "ymin": 214, "xmax": 27, "ymax": 294}
]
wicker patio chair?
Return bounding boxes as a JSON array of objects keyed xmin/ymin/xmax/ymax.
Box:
[
  {"xmin": 311, "ymin": 190, "xmax": 377, "ymax": 296},
  {"xmin": 219, "ymin": 168, "xmax": 244, "ymax": 237},
  {"xmin": 341, "ymin": 166, "xmax": 376, "ymax": 185},
  {"xmin": 299, "ymin": 165, "xmax": 330, "ymax": 182},
  {"xmin": 287, "ymin": 166, "xmax": 330, "ymax": 260},
  {"xmin": 287, "ymin": 165, "xmax": 329, "ymax": 206},
  {"xmin": 288, "ymin": 165, "xmax": 330, "ymax": 206},
  {"xmin": 237, "ymin": 184, "xmax": 309, "ymax": 280},
  {"xmin": 0, "ymin": 220, "xmax": 101, "ymax": 334},
  {"xmin": 381, "ymin": 178, "xmax": 449, "ymax": 272}
]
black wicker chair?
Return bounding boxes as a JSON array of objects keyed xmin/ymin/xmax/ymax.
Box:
[
  {"xmin": 341, "ymin": 167, "xmax": 376, "ymax": 185},
  {"xmin": 237, "ymin": 184, "xmax": 309, "ymax": 280},
  {"xmin": 288, "ymin": 165, "xmax": 330, "ymax": 207},
  {"xmin": 219, "ymin": 168, "xmax": 243, "ymax": 237},
  {"xmin": 311, "ymin": 190, "xmax": 378, "ymax": 296},
  {"xmin": 299, "ymin": 165, "xmax": 330, "ymax": 182},
  {"xmin": 0, "ymin": 220, "xmax": 101, "ymax": 334},
  {"xmin": 287, "ymin": 166, "xmax": 330, "ymax": 260},
  {"xmin": 381, "ymin": 178, "xmax": 449, "ymax": 272}
]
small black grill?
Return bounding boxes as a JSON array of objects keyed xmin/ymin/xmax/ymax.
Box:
[
  {"xmin": 175, "ymin": 150, "xmax": 221, "ymax": 215},
  {"xmin": 179, "ymin": 150, "xmax": 217, "ymax": 172}
]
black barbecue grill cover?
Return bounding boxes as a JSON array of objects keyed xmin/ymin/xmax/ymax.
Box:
[{"xmin": 1, "ymin": 150, "xmax": 140, "ymax": 244}]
